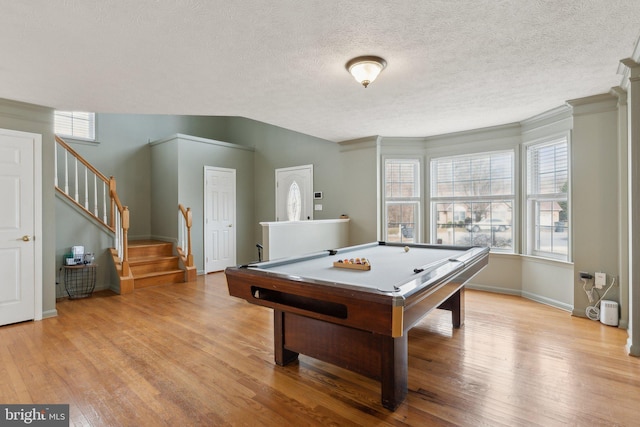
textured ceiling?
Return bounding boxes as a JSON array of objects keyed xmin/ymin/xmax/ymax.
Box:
[{"xmin": 0, "ymin": 1, "xmax": 639, "ymax": 142}]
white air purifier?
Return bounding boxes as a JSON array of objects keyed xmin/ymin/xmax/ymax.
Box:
[{"xmin": 600, "ymin": 300, "xmax": 618, "ymax": 326}]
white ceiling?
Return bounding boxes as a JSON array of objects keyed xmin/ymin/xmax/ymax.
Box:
[{"xmin": 1, "ymin": 1, "xmax": 639, "ymax": 142}]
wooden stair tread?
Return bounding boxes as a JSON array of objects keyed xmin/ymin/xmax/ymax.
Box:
[
  {"xmin": 128, "ymin": 239, "xmax": 173, "ymax": 247},
  {"xmin": 113, "ymin": 240, "xmax": 187, "ymax": 291},
  {"xmin": 133, "ymin": 269, "xmax": 184, "ymax": 279},
  {"xmin": 128, "ymin": 240, "xmax": 174, "ymax": 259},
  {"xmin": 129, "ymin": 255, "xmax": 179, "ymax": 264}
]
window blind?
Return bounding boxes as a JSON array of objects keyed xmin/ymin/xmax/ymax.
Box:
[
  {"xmin": 54, "ymin": 111, "xmax": 95, "ymax": 140},
  {"xmin": 527, "ymin": 141, "xmax": 568, "ymax": 196}
]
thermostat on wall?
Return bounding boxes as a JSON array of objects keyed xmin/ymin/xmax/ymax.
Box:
[{"xmin": 314, "ymin": 191, "xmax": 323, "ymax": 199}]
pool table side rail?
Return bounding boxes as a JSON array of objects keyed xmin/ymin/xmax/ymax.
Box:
[
  {"xmin": 241, "ymin": 242, "xmax": 381, "ymax": 270},
  {"xmin": 225, "ymin": 266, "xmax": 400, "ymax": 336}
]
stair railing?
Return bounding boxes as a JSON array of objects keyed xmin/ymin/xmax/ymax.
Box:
[
  {"xmin": 111, "ymin": 179, "xmax": 130, "ymax": 276},
  {"xmin": 55, "ymin": 135, "xmax": 130, "ymax": 275},
  {"xmin": 178, "ymin": 204, "xmax": 196, "ymax": 281}
]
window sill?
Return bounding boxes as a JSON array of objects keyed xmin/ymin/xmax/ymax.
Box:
[
  {"xmin": 521, "ymin": 253, "xmax": 573, "ymax": 267},
  {"xmin": 488, "ymin": 251, "xmax": 573, "ymax": 267}
]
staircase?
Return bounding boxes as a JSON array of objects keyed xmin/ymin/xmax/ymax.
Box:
[
  {"xmin": 128, "ymin": 240, "xmax": 185, "ymax": 288},
  {"xmin": 55, "ymin": 135, "xmax": 196, "ymax": 295}
]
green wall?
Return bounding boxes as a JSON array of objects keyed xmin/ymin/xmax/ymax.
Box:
[
  {"xmin": 59, "ymin": 114, "xmax": 345, "ymax": 283},
  {"xmin": 68, "ymin": 114, "xmax": 230, "ymax": 238},
  {"xmin": 222, "ymin": 117, "xmax": 344, "ymax": 244},
  {"xmin": 149, "ymin": 134, "xmax": 255, "ymax": 269},
  {"xmin": 56, "ymin": 114, "xmax": 231, "ymax": 292},
  {"xmin": 569, "ymin": 95, "xmax": 623, "ymax": 320}
]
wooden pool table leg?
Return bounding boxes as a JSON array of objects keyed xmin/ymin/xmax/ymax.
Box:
[
  {"xmin": 438, "ymin": 287, "xmax": 466, "ymax": 328},
  {"xmin": 274, "ymin": 309, "xmax": 299, "ymax": 365},
  {"xmin": 451, "ymin": 287, "xmax": 465, "ymax": 328},
  {"xmin": 380, "ymin": 334, "xmax": 408, "ymax": 411}
]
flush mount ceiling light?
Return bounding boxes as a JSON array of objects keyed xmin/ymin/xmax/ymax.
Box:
[{"xmin": 345, "ymin": 55, "xmax": 387, "ymax": 88}]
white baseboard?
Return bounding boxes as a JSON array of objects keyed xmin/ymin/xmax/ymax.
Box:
[
  {"xmin": 467, "ymin": 282, "xmax": 573, "ymax": 312},
  {"xmin": 466, "ymin": 283, "xmax": 521, "ymax": 296},
  {"xmin": 42, "ymin": 309, "xmax": 58, "ymax": 319}
]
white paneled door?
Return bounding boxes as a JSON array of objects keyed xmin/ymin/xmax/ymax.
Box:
[
  {"xmin": 204, "ymin": 166, "xmax": 236, "ymax": 273},
  {"xmin": 0, "ymin": 128, "xmax": 42, "ymax": 326}
]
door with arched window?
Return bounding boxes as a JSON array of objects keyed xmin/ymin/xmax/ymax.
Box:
[{"xmin": 275, "ymin": 165, "xmax": 313, "ymax": 221}]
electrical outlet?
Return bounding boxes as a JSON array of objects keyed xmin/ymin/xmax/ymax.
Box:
[{"xmin": 595, "ymin": 272, "xmax": 606, "ymax": 289}]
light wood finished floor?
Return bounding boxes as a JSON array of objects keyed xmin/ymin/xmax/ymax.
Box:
[{"xmin": 1, "ymin": 273, "xmax": 639, "ymax": 426}]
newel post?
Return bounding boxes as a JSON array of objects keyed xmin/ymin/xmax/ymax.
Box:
[
  {"xmin": 122, "ymin": 206, "xmax": 130, "ymax": 276},
  {"xmin": 109, "ymin": 177, "xmax": 116, "ymax": 228},
  {"xmin": 186, "ymin": 207, "xmax": 194, "ymax": 268}
]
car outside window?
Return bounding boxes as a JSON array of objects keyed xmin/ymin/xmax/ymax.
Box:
[{"xmin": 431, "ymin": 151, "xmax": 514, "ymax": 252}]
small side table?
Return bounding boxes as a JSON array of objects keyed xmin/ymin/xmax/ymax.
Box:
[{"xmin": 63, "ymin": 264, "xmax": 97, "ymax": 299}]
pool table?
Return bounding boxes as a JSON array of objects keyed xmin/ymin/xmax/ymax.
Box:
[{"xmin": 225, "ymin": 241, "xmax": 489, "ymax": 410}]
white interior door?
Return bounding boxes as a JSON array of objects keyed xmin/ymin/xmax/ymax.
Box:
[
  {"xmin": 0, "ymin": 128, "xmax": 42, "ymax": 326},
  {"xmin": 275, "ymin": 164, "xmax": 313, "ymax": 221},
  {"xmin": 204, "ymin": 166, "xmax": 236, "ymax": 273}
]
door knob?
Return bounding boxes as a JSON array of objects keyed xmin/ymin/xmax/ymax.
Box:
[
  {"xmin": 22, "ymin": 235, "xmax": 31, "ymax": 241},
  {"xmin": 228, "ymin": 224, "xmax": 233, "ymax": 228}
]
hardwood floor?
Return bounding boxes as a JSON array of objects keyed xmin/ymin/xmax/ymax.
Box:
[{"xmin": 1, "ymin": 273, "xmax": 638, "ymax": 426}]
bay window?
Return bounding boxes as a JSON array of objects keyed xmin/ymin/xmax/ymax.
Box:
[
  {"xmin": 431, "ymin": 151, "xmax": 515, "ymax": 251},
  {"xmin": 384, "ymin": 158, "xmax": 421, "ymax": 243},
  {"xmin": 525, "ymin": 137, "xmax": 569, "ymax": 260}
]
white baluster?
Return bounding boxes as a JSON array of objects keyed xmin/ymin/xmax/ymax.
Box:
[
  {"xmin": 84, "ymin": 167, "xmax": 88, "ymax": 209},
  {"xmin": 118, "ymin": 212, "xmax": 123, "ymax": 259},
  {"xmin": 74, "ymin": 157, "xmax": 79, "ymax": 202},
  {"xmin": 93, "ymin": 175, "xmax": 98, "ymax": 216},
  {"xmin": 64, "ymin": 151, "xmax": 69, "ymax": 194},
  {"xmin": 103, "ymin": 181, "xmax": 107, "ymax": 223}
]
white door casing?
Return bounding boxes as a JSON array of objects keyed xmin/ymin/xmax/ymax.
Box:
[
  {"xmin": 204, "ymin": 166, "xmax": 236, "ymax": 273},
  {"xmin": 275, "ymin": 164, "xmax": 313, "ymax": 221},
  {"xmin": 0, "ymin": 128, "xmax": 42, "ymax": 325}
]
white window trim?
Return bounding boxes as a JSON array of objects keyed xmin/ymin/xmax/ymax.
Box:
[
  {"xmin": 429, "ymin": 149, "xmax": 517, "ymax": 253},
  {"xmin": 381, "ymin": 156, "xmax": 424, "ymax": 243},
  {"xmin": 522, "ymin": 132, "xmax": 571, "ymax": 261},
  {"xmin": 54, "ymin": 111, "xmax": 97, "ymax": 142}
]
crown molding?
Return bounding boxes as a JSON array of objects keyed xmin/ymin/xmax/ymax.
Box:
[
  {"xmin": 566, "ymin": 93, "xmax": 618, "ymax": 116},
  {"xmin": 521, "ymin": 104, "xmax": 572, "ymax": 128},
  {"xmin": 337, "ymin": 135, "xmax": 380, "ymax": 151},
  {"xmin": 520, "ymin": 105, "xmax": 572, "ymax": 140},
  {"xmin": 149, "ymin": 133, "xmax": 254, "ymax": 151},
  {"xmin": 610, "ymin": 86, "xmax": 627, "ymax": 105},
  {"xmin": 378, "ymin": 136, "xmax": 426, "ymax": 147},
  {"xmin": 618, "ymin": 57, "xmax": 640, "ymax": 90},
  {"xmin": 0, "ymin": 97, "xmax": 53, "ymax": 125},
  {"xmin": 424, "ymin": 122, "xmax": 521, "ymax": 150}
]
